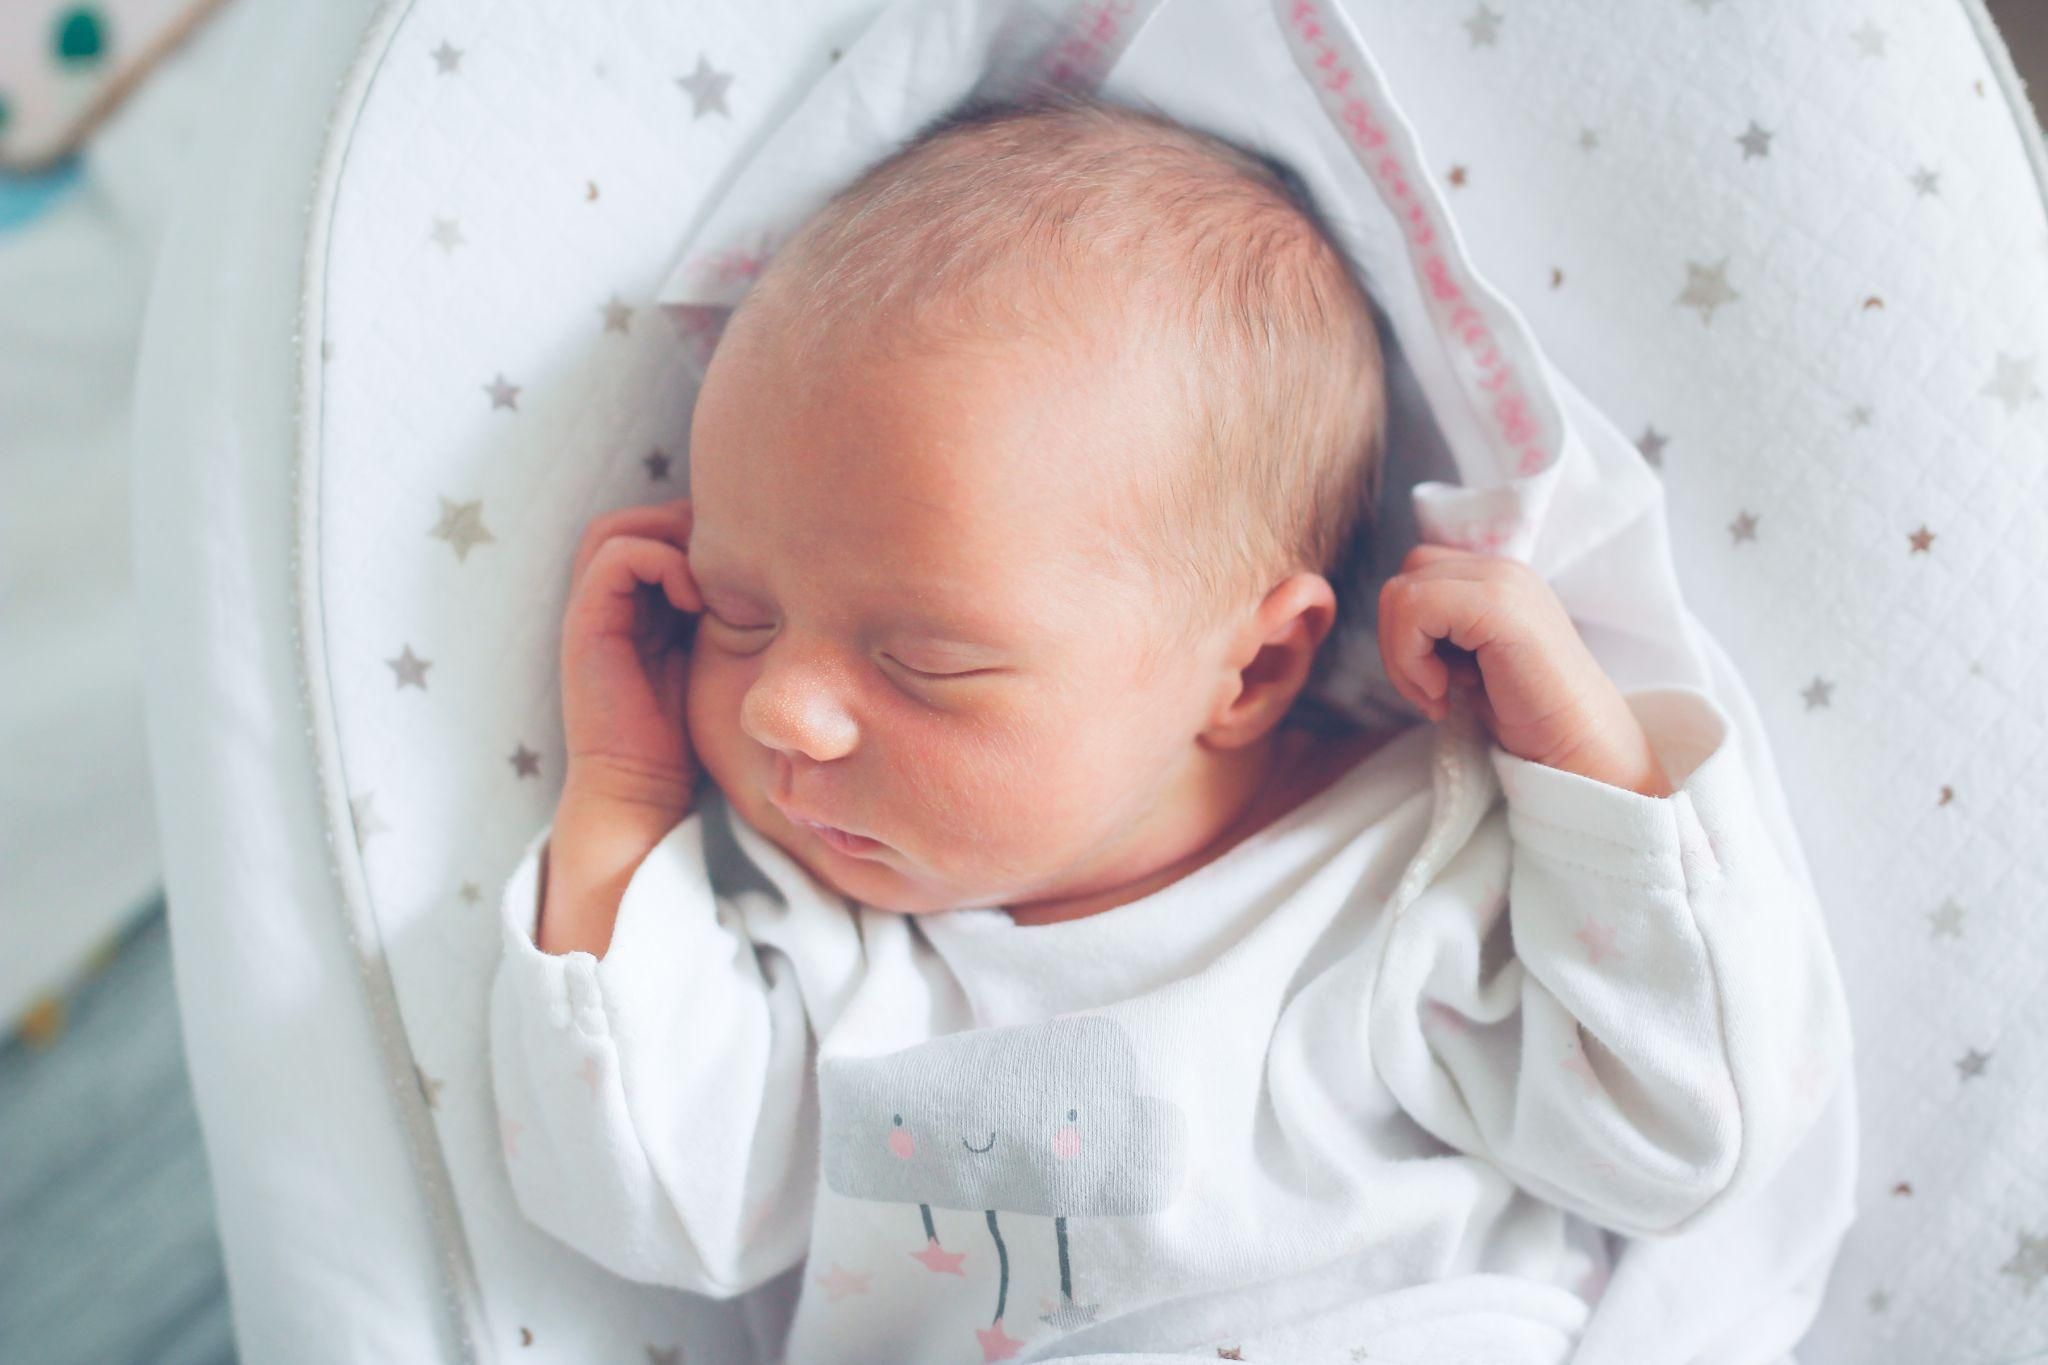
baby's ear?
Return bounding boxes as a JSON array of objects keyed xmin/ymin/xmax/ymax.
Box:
[{"xmin": 1202, "ymin": 573, "xmax": 1338, "ymax": 750}]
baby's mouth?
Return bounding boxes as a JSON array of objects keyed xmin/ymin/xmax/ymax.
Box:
[
  {"xmin": 802, "ymin": 820, "xmax": 886, "ymax": 856},
  {"xmin": 962, "ymin": 1131, "xmax": 997, "ymax": 1154}
]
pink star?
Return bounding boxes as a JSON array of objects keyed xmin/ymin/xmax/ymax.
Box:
[
  {"xmin": 975, "ymin": 1320, "xmax": 1025, "ymax": 1361},
  {"xmin": 500, "ymin": 1117, "xmax": 523, "ymax": 1159},
  {"xmin": 910, "ymin": 1238, "xmax": 968, "ymax": 1275},
  {"xmin": 816, "ymin": 1264, "xmax": 870, "ymax": 1302},
  {"xmin": 577, "ymin": 1056, "xmax": 603, "ymax": 1095},
  {"xmin": 1574, "ymin": 918, "xmax": 1618, "ymax": 965}
]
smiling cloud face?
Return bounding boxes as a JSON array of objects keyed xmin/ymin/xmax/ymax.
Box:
[{"xmin": 819, "ymin": 1014, "xmax": 1187, "ymax": 1218}]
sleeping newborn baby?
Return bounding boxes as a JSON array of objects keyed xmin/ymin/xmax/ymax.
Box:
[{"xmin": 491, "ymin": 91, "xmax": 1849, "ymax": 1364}]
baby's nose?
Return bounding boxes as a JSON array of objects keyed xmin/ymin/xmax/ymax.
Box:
[{"xmin": 740, "ymin": 651, "xmax": 859, "ymax": 762}]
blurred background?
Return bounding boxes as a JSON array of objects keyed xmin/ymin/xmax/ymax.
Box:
[{"xmin": 0, "ymin": 2, "xmax": 2042, "ymax": 1362}]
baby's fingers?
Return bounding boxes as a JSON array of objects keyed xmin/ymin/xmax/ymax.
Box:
[
  {"xmin": 1377, "ymin": 574, "xmax": 1498, "ymax": 718},
  {"xmin": 566, "ymin": 535, "xmax": 701, "ymax": 645},
  {"xmin": 570, "ymin": 497, "xmax": 694, "ymax": 588}
]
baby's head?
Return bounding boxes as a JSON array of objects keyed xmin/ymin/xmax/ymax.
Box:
[{"xmin": 683, "ymin": 90, "xmax": 1386, "ymax": 917}]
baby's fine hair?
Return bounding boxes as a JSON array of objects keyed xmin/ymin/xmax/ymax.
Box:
[{"xmin": 737, "ymin": 88, "xmax": 1387, "ymax": 668}]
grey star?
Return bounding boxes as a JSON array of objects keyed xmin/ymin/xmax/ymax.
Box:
[
  {"xmin": 417, "ymin": 1065, "xmax": 443, "ymax": 1109},
  {"xmin": 1636, "ymin": 425, "xmax": 1669, "ymax": 467},
  {"xmin": 1850, "ymin": 21, "xmax": 1887, "ymax": 58},
  {"xmin": 430, "ymin": 40, "xmax": 463, "ymax": 74},
  {"xmin": 1578, "ymin": 127, "xmax": 1600, "ymax": 152},
  {"xmin": 1847, "ymin": 404, "xmax": 1873, "ymax": 429},
  {"xmin": 1728, "ymin": 509, "xmax": 1758, "ymax": 544},
  {"xmin": 646, "ymin": 1349, "xmax": 681, "ymax": 1365},
  {"xmin": 2002, "ymin": 1229, "xmax": 2048, "ymax": 1293},
  {"xmin": 677, "ymin": 54, "xmax": 732, "ymax": 118},
  {"xmin": 1351, "ymin": 1352, "xmax": 1374, "ymax": 1364},
  {"xmin": 1926, "ymin": 898, "xmax": 1965, "ymax": 940},
  {"xmin": 1038, "ymin": 1299, "xmax": 1101, "ymax": 1330},
  {"xmin": 1867, "ymin": 1288, "xmax": 1889, "ymax": 1313},
  {"xmin": 429, "ymin": 497, "xmax": 495, "ymax": 562},
  {"xmin": 600, "ymin": 295, "xmax": 633, "ymax": 334},
  {"xmin": 1677, "ymin": 259, "xmax": 1740, "ymax": 325},
  {"xmin": 1736, "ymin": 121, "xmax": 1773, "ymax": 160},
  {"xmin": 430, "ymin": 217, "xmax": 464, "ymax": 253},
  {"xmin": 1956, "ymin": 1047, "xmax": 1991, "ymax": 1080},
  {"xmin": 644, "ymin": 449, "xmax": 674, "ymax": 481},
  {"xmin": 1908, "ymin": 166, "xmax": 1941, "ymax": 197},
  {"xmin": 386, "ymin": 645, "xmax": 432, "ymax": 690},
  {"xmin": 349, "ymin": 791, "xmax": 390, "ymax": 850},
  {"xmin": 1463, "ymin": 4, "xmax": 1503, "ymax": 47},
  {"xmin": 510, "ymin": 744, "xmax": 541, "ymax": 779},
  {"xmin": 1982, "ymin": 352, "xmax": 2041, "ymax": 413},
  {"xmin": 1801, "ymin": 676, "xmax": 1834, "ymax": 710},
  {"xmin": 483, "ymin": 373, "xmax": 520, "ymax": 411},
  {"xmin": 459, "ymin": 881, "xmax": 482, "ymax": 904}
]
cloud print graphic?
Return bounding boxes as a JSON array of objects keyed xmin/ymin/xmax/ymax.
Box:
[{"xmin": 820, "ymin": 1013, "xmax": 1187, "ymax": 1218}]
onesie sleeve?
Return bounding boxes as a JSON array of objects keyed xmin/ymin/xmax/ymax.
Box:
[
  {"xmin": 487, "ymin": 810, "xmax": 846, "ymax": 1296},
  {"xmin": 1368, "ymin": 684, "xmax": 1854, "ymax": 1239}
]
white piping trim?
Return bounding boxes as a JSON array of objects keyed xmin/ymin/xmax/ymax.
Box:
[{"xmin": 291, "ymin": 2, "xmax": 490, "ymax": 1361}]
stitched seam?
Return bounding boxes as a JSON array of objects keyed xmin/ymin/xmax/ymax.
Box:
[
  {"xmin": 1509, "ymin": 842, "xmax": 1687, "ymax": 892},
  {"xmin": 1505, "ymin": 804, "xmax": 1683, "ymax": 852}
]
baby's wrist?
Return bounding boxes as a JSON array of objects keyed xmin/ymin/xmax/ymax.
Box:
[
  {"xmin": 538, "ymin": 777, "xmax": 693, "ymax": 957},
  {"xmin": 1538, "ymin": 719, "xmax": 1673, "ymax": 798},
  {"xmin": 563, "ymin": 754, "xmax": 696, "ymax": 825}
]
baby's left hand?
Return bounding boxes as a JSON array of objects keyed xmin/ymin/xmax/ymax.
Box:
[{"xmin": 1377, "ymin": 544, "xmax": 1673, "ymax": 797}]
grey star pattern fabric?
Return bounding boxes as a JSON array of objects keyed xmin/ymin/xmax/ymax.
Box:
[
  {"xmin": 1981, "ymin": 353, "xmax": 2040, "ymax": 412},
  {"xmin": 1462, "ymin": 5, "xmax": 1501, "ymax": 48},
  {"xmin": 1634, "ymin": 425, "xmax": 1668, "ymax": 466},
  {"xmin": 1926, "ymin": 899, "xmax": 1965, "ymax": 940},
  {"xmin": 2002, "ymin": 1231, "xmax": 2048, "ymax": 1294},
  {"xmin": 677, "ymin": 54, "xmax": 732, "ymax": 118},
  {"xmin": 429, "ymin": 497, "xmax": 495, "ymax": 561},
  {"xmin": 349, "ymin": 792, "xmax": 390, "ymax": 851},
  {"xmin": 386, "ymin": 645, "xmax": 432, "ymax": 690},
  {"xmin": 1677, "ymin": 259, "xmax": 1739, "ymax": 324}
]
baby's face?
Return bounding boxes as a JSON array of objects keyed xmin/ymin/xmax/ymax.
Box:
[{"xmin": 683, "ymin": 310, "xmax": 1230, "ymax": 916}]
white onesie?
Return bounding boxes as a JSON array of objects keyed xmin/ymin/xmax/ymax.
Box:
[{"xmin": 488, "ymin": 685, "xmax": 1852, "ymax": 1364}]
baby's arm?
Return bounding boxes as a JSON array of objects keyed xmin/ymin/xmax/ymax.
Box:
[
  {"xmin": 1371, "ymin": 547, "xmax": 1852, "ymax": 1237},
  {"xmin": 486, "ymin": 497, "xmax": 814, "ymax": 1293},
  {"xmin": 489, "ymin": 813, "xmax": 823, "ymax": 1295}
]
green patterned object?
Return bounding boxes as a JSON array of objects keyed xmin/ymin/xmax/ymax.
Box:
[{"xmin": 54, "ymin": 6, "xmax": 109, "ymax": 66}]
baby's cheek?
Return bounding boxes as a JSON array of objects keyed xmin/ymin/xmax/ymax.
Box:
[
  {"xmin": 888, "ymin": 1128, "xmax": 915, "ymax": 1160},
  {"xmin": 1051, "ymin": 1125, "xmax": 1081, "ymax": 1161}
]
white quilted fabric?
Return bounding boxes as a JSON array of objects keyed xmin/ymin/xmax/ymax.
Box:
[{"xmin": 301, "ymin": 0, "xmax": 2048, "ymax": 1360}]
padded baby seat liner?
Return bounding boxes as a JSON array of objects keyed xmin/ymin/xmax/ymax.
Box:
[{"xmin": 294, "ymin": 0, "xmax": 2048, "ymax": 1360}]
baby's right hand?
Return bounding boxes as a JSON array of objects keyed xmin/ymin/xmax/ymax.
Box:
[{"xmin": 560, "ymin": 496, "xmax": 704, "ymax": 821}]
